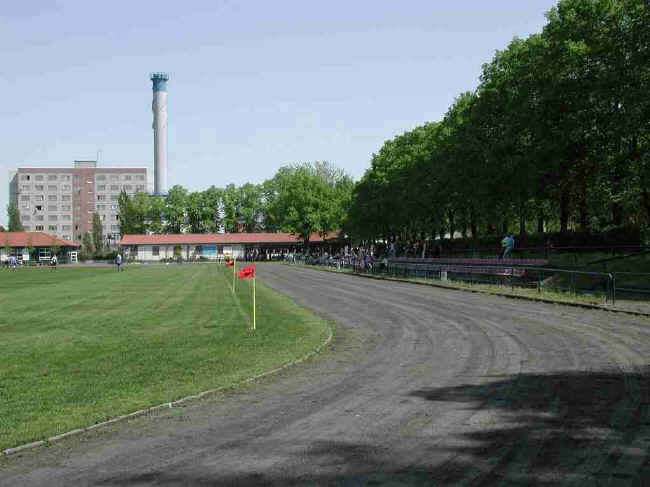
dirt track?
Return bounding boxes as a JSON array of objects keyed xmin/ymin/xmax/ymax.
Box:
[{"xmin": 2, "ymin": 264, "xmax": 649, "ymax": 486}]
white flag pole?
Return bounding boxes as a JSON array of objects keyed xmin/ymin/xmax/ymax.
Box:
[
  {"xmin": 232, "ymin": 257, "xmax": 236, "ymax": 292},
  {"xmin": 252, "ymin": 273, "xmax": 256, "ymax": 330}
]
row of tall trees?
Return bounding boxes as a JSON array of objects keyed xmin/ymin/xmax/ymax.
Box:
[
  {"xmin": 346, "ymin": 0, "xmax": 650, "ymax": 243},
  {"xmin": 118, "ymin": 161, "xmax": 354, "ymax": 243}
]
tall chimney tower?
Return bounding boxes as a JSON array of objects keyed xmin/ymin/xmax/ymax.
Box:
[{"xmin": 150, "ymin": 72, "xmax": 169, "ymax": 196}]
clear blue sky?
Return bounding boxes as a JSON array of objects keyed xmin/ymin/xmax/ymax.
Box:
[{"xmin": 0, "ymin": 0, "xmax": 556, "ymax": 226}]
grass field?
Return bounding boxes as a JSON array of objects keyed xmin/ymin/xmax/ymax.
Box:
[{"xmin": 0, "ymin": 263, "xmax": 331, "ymax": 450}]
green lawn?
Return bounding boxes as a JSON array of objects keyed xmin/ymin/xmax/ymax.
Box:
[{"xmin": 0, "ymin": 264, "xmax": 330, "ymax": 450}]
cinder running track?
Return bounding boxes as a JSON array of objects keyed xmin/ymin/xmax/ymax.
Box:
[{"xmin": 2, "ymin": 265, "xmax": 649, "ymax": 485}]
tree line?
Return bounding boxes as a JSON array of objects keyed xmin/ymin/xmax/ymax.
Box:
[
  {"xmin": 117, "ymin": 161, "xmax": 354, "ymax": 243},
  {"xmin": 345, "ymin": 0, "xmax": 650, "ymax": 245}
]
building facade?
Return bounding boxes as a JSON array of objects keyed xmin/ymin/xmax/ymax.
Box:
[
  {"xmin": 9, "ymin": 161, "xmax": 152, "ymax": 243},
  {"xmin": 121, "ymin": 233, "xmax": 338, "ymax": 262}
]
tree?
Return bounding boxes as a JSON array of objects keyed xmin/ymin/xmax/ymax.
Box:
[
  {"xmin": 92, "ymin": 213, "xmax": 103, "ymax": 255},
  {"xmin": 7, "ymin": 203, "xmax": 24, "ymax": 232},
  {"xmin": 264, "ymin": 162, "xmax": 353, "ymax": 245},
  {"xmin": 164, "ymin": 185, "xmax": 188, "ymax": 233},
  {"xmin": 0, "ymin": 225, "xmax": 5, "ymax": 232},
  {"xmin": 81, "ymin": 232, "xmax": 94, "ymax": 257}
]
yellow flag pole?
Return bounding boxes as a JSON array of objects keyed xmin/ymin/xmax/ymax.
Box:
[{"xmin": 252, "ymin": 273, "xmax": 256, "ymax": 330}]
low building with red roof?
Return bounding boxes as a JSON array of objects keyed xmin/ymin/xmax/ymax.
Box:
[
  {"xmin": 120, "ymin": 232, "xmax": 341, "ymax": 262},
  {"xmin": 1, "ymin": 231, "xmax": 81, "ymax": 263}
]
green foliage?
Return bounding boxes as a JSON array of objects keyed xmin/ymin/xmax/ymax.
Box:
[
  {"xmin": 264, "ymin": 161, "xmax": 353, "ymax": 244},
  {"xmin": 92, "ymin": 213, "xmax": 103, "ymax": 254},
  {"xmin": 7, "ymin": 203, "xmax": 24, "ymax": 232},
  {"xmin": 81, "ymin": 232, "xmax": 94, "ymax": 257},
  {"xmin": 346, "ymin": 0, "xmax": 650, "ymax": 244}
]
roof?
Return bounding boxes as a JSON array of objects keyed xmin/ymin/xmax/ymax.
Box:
[
  {"xmin": 120, "ymin": 232, "xmax": 337, "ymax": 246},
  {"xmin": 0, "ymin": 232, "xmax": 81, "ymax": 248}
]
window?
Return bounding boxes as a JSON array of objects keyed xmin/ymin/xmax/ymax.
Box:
[
  {"xmin": 48, "ymin": 225, "xmax": 57, "ymax": 231},
  {"xmin": 73, "ymin": 175, "xmax": 80, "ymax": 181},
  {"xmin": 110, "ymin": 185, "xmax": 119, "ymax": 191},
  {"xmin": 136, "ymin": 174, "xmax": 145, "ymax": 181},
  {"xmin": 48, "ymin": 205, "xmax": 57, "ymax": 211},
  {"xmin": 21, "ymin": 195, "xmax": 30, "ymax": 201},
  {"xmin": 136, "ymin": 185, "xmax": 145, "ymax": 192},
  {"xmin": 123, "ymin": 185, "xmax": 132, "ymax": 191},
  {"xmin": 47, "ymin": 185, "xmax": 57, "ymax": 191},
  {"xmin": 35, "ymin": 225, "xmax": 44, "ymax": 231},
  {"xmin": 21, "ymin": 185, "xmax": 30, "ymax": 191},
  {"xmin": 60, "ymin": 175, "xmax": 71, "ymax": 181},
  {"xmin": 110, "ymin": 175, "xmax": 119, "ymax": 181},
  {"xmin": 22, "ymin": 215, "xmax": 30, "ymax": 221},
  {"xmin": 96, "ymin": 204, "xmax": 105, "ymax": 211},
  {"xmin": 35, "ymin": 205, "xmax": 42, "ymax": 211},
  {"xmin": 97, "ymin": 185, "xmax": 106, "ymax": 191},
  {"xmin": 47, "ymin": 174, "xmax": 57, "ymax": 181},
  {"xmin": 152, "ymin": 246, "xmax": 160, "ymax": 256},
  {"xmin": 48, "ymin": 215, "xmax": 58, "ymax": 221},
  {"xmin": 62, "ymin": 184, "xmax": 71, "ymax": 191},
  {"xmin": 74, "ymin": 215, "xmax": 81, "ymax": 222},
  {"xmin": 111, "ymin": 224, "xmax": 120, "ymax": 231},
  {"xmin": 62, "ymin": 195, "xmax": 71, "ymax": 201},
  {"xmin": 48, "ymin": 195, "xmax": 57, "ymax": 201},
  {"xmin": 61, "ymin": 205, "xmax": 71, "ymax": 211},
  {"xmin": 35, "ymin": 185, "xmax": 44, "ymax": 191},
  {"xmin": 35, "ymin": 175, "xmax": 44, "ymax": 181},
  {"xmin": 111, "ymin": 214, "xmax": 118, "ymax": 220},
  {"xmin": 110, "ymin": 195, "xmax": 119, "ymax": 201},
  {"xmin": 21, "ymin": 174, "xmax": 30, "ymax": 181},
  {"xmin": 62, "ymin": 215, "xmax": 71, "ymax": 221},
  {"xmin": 62, "ymin": 235, "xmax": 70, "ymax": 241},
  {"xmin": 96, "ymin": 175, "xmax": 106, "ymax": 181},
  {"xmin": 62, "ymin": 225, "xmax": 71, "ymax": 231},
  {"xmin": 111, "ymin": 204, "xmax": 118, "ymax": 210},
  {"xmin": 21, "ymin": 204, "xmax": 30, "ymax": 211},
  {"xmin": 97, "ymin": 195, "xmax": 105, "ymax": 201},
  {"xmin": 123, "ymin": 175, "xmax": 132, "ymax": 181},
  {"xmin": 34, "ymin": 195, "xmax": 44, "ymax": 202},
  {"xmin": 35, "ymin": 215, "xmax": 44, "ymax": 221}
]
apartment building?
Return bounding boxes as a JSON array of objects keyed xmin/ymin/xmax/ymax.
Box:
[{"xmin": 9, "ymin": 161, "xmax": 152, "ymax": 243}]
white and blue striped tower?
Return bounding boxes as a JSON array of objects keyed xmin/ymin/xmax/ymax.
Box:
[{"xmin": 150, "ymin": 72, "xmax": 169, "ymax": 196}]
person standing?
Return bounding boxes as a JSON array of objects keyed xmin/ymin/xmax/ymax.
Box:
[
  {"xmin": 115, "ymin": 252, "xmax": 122, "ymax": 272},
  {"xmin": 50, "ymin": 254, "xmax": 57, "ymax": 271},
  {"xmin": 9, "ymin": 255, "xmax": 17, "ymax": 271},
  {"xmin": 503, "ymin": 235, "xmax": 515, "ymax": 259}
]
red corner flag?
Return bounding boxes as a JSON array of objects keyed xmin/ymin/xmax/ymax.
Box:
[
  {"xmin": 226, "ymin": 260, "xmax": 234, "ymax": 268},
  {"xmin": 238, "ymin": 266, "xmax": 255, "ymax": 280}
]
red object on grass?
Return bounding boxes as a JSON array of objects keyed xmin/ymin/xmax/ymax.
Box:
[
  {"xmin": 238, "ymin": 266, "xmax": 255, "ymax": 279},
  {"xmin": 226, "ymin": 261, "xmax": 234, "ymax": 267}
]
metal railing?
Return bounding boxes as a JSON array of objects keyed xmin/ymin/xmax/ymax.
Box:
[{"xmin": 293, "ymin": 257, "xmax": 621, "ymax": 305}]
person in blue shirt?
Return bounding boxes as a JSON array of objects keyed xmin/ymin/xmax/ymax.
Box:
[{"xmin": 503, "ymin": 235, "xmax": 515, "ymax": 259}]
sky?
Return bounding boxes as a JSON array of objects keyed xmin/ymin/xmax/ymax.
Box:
[{"xmin": 0, "ymin": 0, "xmax": 557, "ymax": 226}]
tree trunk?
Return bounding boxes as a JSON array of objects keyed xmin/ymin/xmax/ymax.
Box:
[
  {"xmin": 611, "ymin": 202, "xmax": 622, "ymax": 227},
  {"xmin": 470, "ymin": 206, "xmax": 478, "ymax": 240},
  {"xmin": 642, "ymin": 188, "xmax": 650, "ymax": 228},
  {"xmin": 579, "ymin": 179, "xmax": 588, "ymax": 231},
  {"xmin": 537, "ymin": 214, "xmax": 544, "ymax": 234},
  {"xmin": 560, "ymin": 190, "xmax": 570, "ymax": 234},
  {"xmin": 447, "ymin": 210, "xmax": 455, "ymax": 240}
]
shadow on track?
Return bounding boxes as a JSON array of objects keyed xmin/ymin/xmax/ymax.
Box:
[{"xmin": 98, "ymin": 367, "xmax": 650, "ymax": 486}]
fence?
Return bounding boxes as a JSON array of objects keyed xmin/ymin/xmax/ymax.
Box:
[{"xmin": 294, "ymin": 257, "xmax": 624, "ymax": 305}]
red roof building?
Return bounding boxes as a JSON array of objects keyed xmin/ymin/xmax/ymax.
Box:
[
  {"xmin": 120, "ymin": 233, "xmax": 339, "ymax": 262},
  {"xmin": 0, "ymin": 231, "xmax": 81, "ymax": 262}
]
